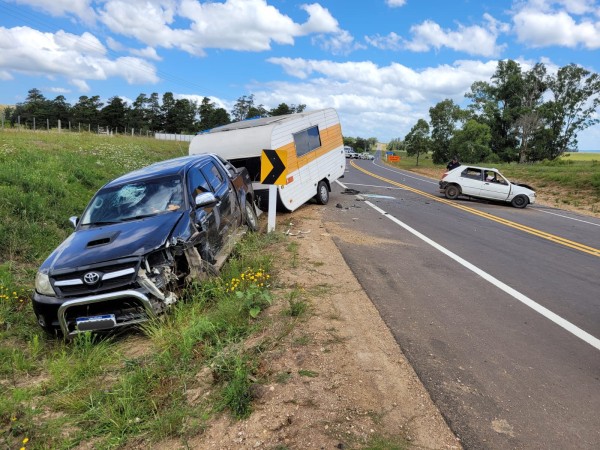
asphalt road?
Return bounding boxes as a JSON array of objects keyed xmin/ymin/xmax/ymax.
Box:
[{"xmin": 322, "ymin": 156, "xmax": 600, "ymax": 449}]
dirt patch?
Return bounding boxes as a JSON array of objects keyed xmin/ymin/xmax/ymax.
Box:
[{"xmin": 187, "ymin": 206, "xmax": 460, "ymax": 449}]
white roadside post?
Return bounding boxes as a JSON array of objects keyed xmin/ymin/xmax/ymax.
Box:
[
  {"xmin": 260, "ymin": 149, "xmax": 288, "ymax": 233},
  {"xmin": 268, "ymin": 185, "xmax": 277, "ymax": 233}
]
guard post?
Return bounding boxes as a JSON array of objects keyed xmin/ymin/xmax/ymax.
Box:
[{"xmin": 260, "ymin": 149, "xmax": 289, "ymax": 233}]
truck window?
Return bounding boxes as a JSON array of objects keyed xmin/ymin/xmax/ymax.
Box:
[{"xmin": 294, "ymin": 125, "xmax": 322, "ymax": 156}]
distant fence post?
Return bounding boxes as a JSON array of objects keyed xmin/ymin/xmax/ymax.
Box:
[
  {"xmin": 47, "ymin": 119, "xmax": 49, "ymax": 131},
  {"xmin": 33, "ymin": 117, "xmax": 36, "ymax": 131}
]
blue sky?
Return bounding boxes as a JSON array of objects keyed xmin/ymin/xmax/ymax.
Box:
[{"xmin": 1, "ymin": 0, "xmax": 599, "ymax": 149}]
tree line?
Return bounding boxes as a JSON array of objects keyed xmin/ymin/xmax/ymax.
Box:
[
  {"xmin": 390, "ymin": 61, "xmax": 600, "ymax": 164},
  {"xmin": 2, "ymin": 91, "xmax": 306, "ymax": 134}
]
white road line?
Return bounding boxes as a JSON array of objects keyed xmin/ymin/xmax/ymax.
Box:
[
  {"xmin": 536, "ymin": 208, "xmax": 600, "ymax": 227},
  {"xmin": 365, "ymin": 157, "xmax": 600, "ymax": 228},
  {"xmin": 341, "ymin": 182, "xmax": 406, "ymax": 190},
  {"xmin": 371, "ymin": 159, "xmax": 439, "ymax": 184},
  {"xmin": 366, "ymin": 200, "xmax": 600, "ymax": 351},
  {"xmin": 337, "ymin": 180, "xmax": 600, "ymax": 351}
]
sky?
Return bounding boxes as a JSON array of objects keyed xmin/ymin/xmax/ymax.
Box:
[{"xmin": 1, "ymin": 0, "xmax": 599, "ymax": 149}]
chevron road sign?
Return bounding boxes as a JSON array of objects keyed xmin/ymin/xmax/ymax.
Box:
[{"xmin": 260, "ymin": 149, "xmax": 288, "ymax": 185}]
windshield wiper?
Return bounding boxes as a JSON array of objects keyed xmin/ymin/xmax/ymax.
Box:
[
  {"xmin": 120, "ymin": 214, "xmax": 157, "ymax": 222},
  {"xmin": 84, "ymin": 220, "xmax": 122, "ymax": 226}
]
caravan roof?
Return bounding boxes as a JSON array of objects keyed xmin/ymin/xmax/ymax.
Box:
[{"xmin": 190, "ymin": 108, "xmax": 339, "ymax": 161}]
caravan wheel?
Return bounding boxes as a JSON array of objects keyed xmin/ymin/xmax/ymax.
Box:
[{"xmin": 316, "ymin": 181, "xmax": 329, "ymax": 205}]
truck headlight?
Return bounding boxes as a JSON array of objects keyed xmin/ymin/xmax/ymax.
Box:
[{"xmin": 35, "ymin": 271, "xmax": 56, "ymax": 296}]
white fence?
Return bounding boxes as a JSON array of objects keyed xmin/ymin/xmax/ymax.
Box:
[{"xmin": 155, "ymin": 133, "xmax": 195, "ymax": 142}]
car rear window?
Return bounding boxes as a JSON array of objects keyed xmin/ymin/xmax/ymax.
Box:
[{"xmin": 461, "ymin": 168, "xmax": 482, "ymax": 180}]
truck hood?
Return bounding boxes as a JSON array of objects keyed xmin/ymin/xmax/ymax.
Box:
[{"xmin": 42, "ymin": 212, "xmax": 184, "ymax": 272}]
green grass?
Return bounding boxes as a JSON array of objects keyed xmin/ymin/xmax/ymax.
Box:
[
  {"xmin": 0, "ymin": 129, "xmax": 293, "ymax": 448},
  {"xmin": 0, "ymin": 129, "xmax": 188, "ymax": 275}
]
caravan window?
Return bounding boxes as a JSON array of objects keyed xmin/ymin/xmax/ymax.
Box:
[{"xmin": 294, "ymin": 126, "xmax": 322, "ymax": 156}]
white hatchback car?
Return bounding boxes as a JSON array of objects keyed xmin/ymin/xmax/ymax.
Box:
[{"xmin": 439, "ymin": 165, "xmax": 536, "ymax": 208}]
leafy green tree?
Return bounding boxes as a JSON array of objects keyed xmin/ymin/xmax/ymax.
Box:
[
  {"xmin": 247, "ymin": 103, "xmax": 268, "ymax": 119},
  {"xmin": 231, "ymin": 94, "xmax": 255, "ymax": 121},
  {"xmin": 165, "ymin": 98, "xmax": 197, "ymax": 133},
  {"xmin": 270, "ymin": 103, "xmax": 293, "ymax": 116},
  {"xmin": 386, "ymin": 138, "xmax": 404, "ymax": 152},
  {"xmin": 449, "ymin": 119, "xmax": 492, "ymax": 163},
  {"xmin": 100, "ymin": 96, "xmax": 128, "ymax": 131},
  {"xmin": 49, "ymin": 95, "xmax": 71, "ymax": 127},
  {"xmin": 514, "ymin": 63, "xmax": 547, "ymax": 162},
  {"xmin": 72, "ymin": 95, "xmax": 103, "ymax": 128},
  {"xmin": 269, "ymin": 102, "xmax": 306, "ymax": 116},
  {"xmin": 128, "ymin": 93, "xmax": 149, "ymax": 132},
  {"xmin": 466, "ymin": 60, "xmax": 524, "ymax": 162},
  {"xmin": 404, "ymin": 119, "xmax": 431, "ymax": 166},
  {"xmin": 198, "ymin": 97, "xmax": 231, "ymax": 131},
  {"xmin": 147, "ymin": 92, "xmax": 163, "ymax": 132},
  {"xmin": 542, "ymin": 64, "xmax": 600, "ymax": 158},
  {"xmin": 429, "ymin": 99, "xmax": 464, "ymax": 164},
  {"xmin": 18, "ymin": 88, "xmax": 50, "ymax": 127}
]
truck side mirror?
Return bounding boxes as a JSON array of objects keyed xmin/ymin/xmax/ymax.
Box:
[
  {"xmin": 195, "ymin": 192, "xmax": 217, "ymax": 208},
  {"xmin": 69, "ymin": 216, "xmax": 79, "ymax": 228}
]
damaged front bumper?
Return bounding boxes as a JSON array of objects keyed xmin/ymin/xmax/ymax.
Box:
[{"xmin": 56, "ymin": 290, "xmax": 155, "ymax": 338}]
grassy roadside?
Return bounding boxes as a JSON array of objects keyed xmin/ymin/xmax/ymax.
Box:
[
  {"xmin": 383, "ymin": 151, "xmax": 600, "ymax": 215},
  {"xmin": 0, "ymin": 129, "xmax": 281, "ymax": 448},
  {"xmin": 0, "ymin": 130, "xmax": 406, "ymax": 449}
]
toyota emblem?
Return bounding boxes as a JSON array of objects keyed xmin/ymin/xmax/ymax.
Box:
[{"xmin": 83, "ymin": 271, "xmax": 101, "ymax": 285}]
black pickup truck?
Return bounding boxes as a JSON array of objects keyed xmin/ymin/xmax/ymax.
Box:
[{"xmin": 32, "ymin": 154, "xmax": 258, "ymax": 337}]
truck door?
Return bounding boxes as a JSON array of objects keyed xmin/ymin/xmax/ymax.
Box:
[
  {"xmin": 187, "ymin": 166, "xmax": 220, "ymax": 262},
  {"xmin": 200, "ymin": 160, "xmax": 238, "ymax": 240}
]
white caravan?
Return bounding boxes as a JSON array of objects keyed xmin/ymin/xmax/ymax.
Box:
[{"xmin": 189, "ymin": 108, "xmax": 346, "ymax": 212}]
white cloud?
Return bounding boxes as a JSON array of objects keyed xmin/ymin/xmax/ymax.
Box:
[
  {"xmin": 95, "ymin": 0, "xmax": 349, "ymax": 56},
  {"xmin": 365, "ymin": 31, "xmax": 403, "ymax": 51},
  {"xmin": 512, "ymin": 3, "xmax": 600, "ymax": 49},
  {"xmin": 47, "ymin": 86, "xmax": 70, "ymax": 94},
  {"xmin": 403, "ymin": 14, "xmax": 509, "ymax": 57},
  {"xmin": 0, "ymin": 26, "xmax": 159, "ymax": 89},
  {"xmin": 264, "ymin": 57, "xmax": 499, "ymax": 140},
  {"xmin": 386, "ymin": 0, "xmax": 407, "ymax": 7},
  {"xmin": 130, "ymin": 47, "xmax": 162, "ymax": 61},
  {"xmin": 12, "ymin": 0, "xmax": 97, "ymax": 24},
  {"xmin": 299, "ymin": 3, "xmax": 340, "ymax": 34}
]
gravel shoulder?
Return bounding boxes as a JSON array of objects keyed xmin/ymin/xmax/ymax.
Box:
[{"xmin": 188, "ymin": 205, "xmax": 461, "ymax": 449}]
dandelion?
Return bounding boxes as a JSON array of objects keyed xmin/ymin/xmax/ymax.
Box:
[{"xmin": 23, "ymin": 437, "xmax": 29, "ymax": 444}]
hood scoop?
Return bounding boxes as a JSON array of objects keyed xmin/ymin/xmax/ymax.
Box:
[{"xmin": 86, "ymin": 231, "xmax": 120, "ymax": 248}]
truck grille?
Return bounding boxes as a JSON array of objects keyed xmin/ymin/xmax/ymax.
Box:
[{"xmin": 51, "ymin": 258, "xmax": 142, "ymax": 298}]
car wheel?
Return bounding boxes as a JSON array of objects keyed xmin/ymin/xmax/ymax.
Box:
[
  {"xmin": 445, "ymin": 185, "xmax": 460, "ymax": 200},
  {"xmin": 316, "ymin": 180, "xmax": 329, "ymax": 205},
  {"xmin": 511, "ymin": 195, "xmax": 528, "ymax": 208},
  {"xmin": 245, "ymin": 200, "xmax": 259, "ymax": 231}
]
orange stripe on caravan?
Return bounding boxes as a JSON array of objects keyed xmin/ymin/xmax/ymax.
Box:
[{"xmin": 274, "ymin": 123, "xmax": 343, "ymax": 173}]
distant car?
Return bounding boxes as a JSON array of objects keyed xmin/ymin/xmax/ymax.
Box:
[
  {"xmin": 32, "ymin": 154, "xmax": 258, "ymax": 337},
  {"xmin": 439, "ymin": 165, "xmax": 536, "ymax": 208},
  {"xmin": 345, "ymin": 151, "xmax": 359, "ymax": 159},
  {"xmin": 362, "ymin": 153, "xmax": 374, "ymax": 160}
]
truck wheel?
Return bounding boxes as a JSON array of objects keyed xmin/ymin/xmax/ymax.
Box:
[
  {"xmin": 445, "ymin": 185, "xmax": 460, "ymax": 200},
  {"xmin": 245, "ymin": 200, "xmax": 259, "ymax": 231},
  {"xmin": 511, "ymin": 195, "xmax": 528, "ymax": 208},
  {"xmin": 316, "ymin": 181, "xmax": 329, "ymax": 205}
]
